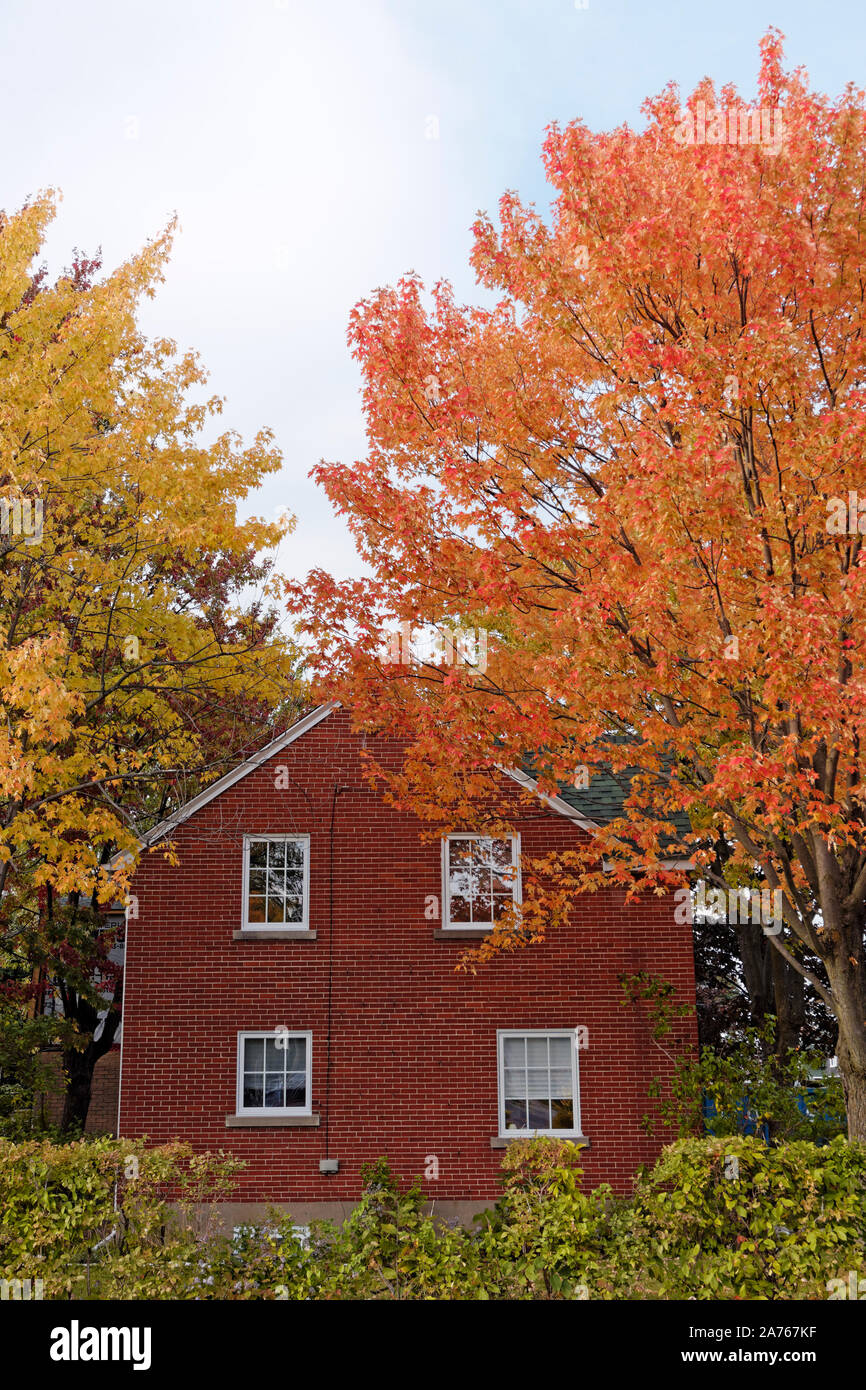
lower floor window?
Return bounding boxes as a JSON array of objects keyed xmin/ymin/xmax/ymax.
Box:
[
  {"xmin": 237, "ymin": 1031, "xmax": 311, "ymax": 1115},
  {"xmin": 497, "ymin": 1030, "xmax": 580, "ymax": 1135}
]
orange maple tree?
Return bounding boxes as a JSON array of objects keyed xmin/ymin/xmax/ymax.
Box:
[{"xmin": 286, "ymin": 32, "xmax": 866, "ymax": 1139}]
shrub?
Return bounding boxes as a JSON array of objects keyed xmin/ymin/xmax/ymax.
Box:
[
  {"xmin": 650, "ymin": 1025, "xmax": 846, "ymax": 1144},
  {"xmin": 0, "ymin": 1135, "xmax": 242, "ymax": 1298},
  {"xmin": 301, "ymin": 1159, "xmax": 483, "ymax": 1300},
  {"xmin": 3, "ymin": 1134, "xmax": 865, "ymax": 1299},
  {"xmin": 623, "ymin": 1134, "xmax": 866, "ymax": 1299},
  {"xmin": 475, "ymin": 1138, "xmax": 616, "ymax": 1298}
]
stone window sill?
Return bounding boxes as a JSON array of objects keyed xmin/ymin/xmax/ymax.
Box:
[
  {"xmin": 490, "ymin": 1134, "xmax": 590, "ymax": 1149},
  {"xmin": 233, "ymin": 929, "xmax": 317, "ymax": 940},
  {"xmin": 225, "ymin": 1113, "xmax": 321, "ymax": 1128},
  {"xmin": 433, "ymin": 928, "xmax": 492, "ymax": 939}
]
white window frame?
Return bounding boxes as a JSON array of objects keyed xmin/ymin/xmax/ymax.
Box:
[
  {"xmin": 441, "ymin": 833, "xmax": 521, "ymax": 930},
  {"xmin": 241, "ymin": 834, "xmax": 310, "ymax": 932},
  {"xmin": 496, "ymin": 1029, "xmax": 582, "ymax": 1138},
  {"xmin": 235, "ymin": 1030, "xmax": 312, "ymax": 1117}
]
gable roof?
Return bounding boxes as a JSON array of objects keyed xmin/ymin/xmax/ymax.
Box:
[
  {"xmin": 123, "ymin": 701, "xmax": 690, "ymax": 867},
  {"xmin": 551, "ymin": 766, "xmax": 692, "ymax": 840},
  {"xmin": 132, "ymin": 702, "xmax": 338, "ymax": 852},
  {"xmin": 521, "ymin": 737, "xmax": 692, "ymax": 844},
  {"xmin": 499, "ymin": 765, "xmax": 602, "ymax": 834}
]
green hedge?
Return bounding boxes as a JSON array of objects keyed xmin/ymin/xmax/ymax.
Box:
[
  {"xmin": 617, "ymin": 1135, "xmax": 866, "ymax": 1298},
  {"xmin": 0, "ymin": 1136, "xmax": 241, "ymax": 1299},
  {"xmin": 2, "ymin": 1135, "xmax": 865, "ymax": 1299}
]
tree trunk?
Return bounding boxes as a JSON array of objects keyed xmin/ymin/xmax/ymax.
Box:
[
  {"xmin": 737, "ymin": 921, "xmax": 806, "ymax": 1056},
  {"xmin": 60, "ymin": 1044, "xmax": 98, "ymax": 1133},
  {"xmin": 737, "ymin": 920, "xmax": 774, "ymax": 1025},
  {"xmin": 838, "ymin": 1043, "xmax": 866, "ymax": 1142},
  {"xmin": 822, "ymin": 949, "xmax": 866, "ymax": 1142},
  {"xmin": 769, "ymin": 946, "xmax": 806, "ymax": 1057},
  {"xmin": 58, "ymin": 984, "xmax": 123, "ymax": 1134}
]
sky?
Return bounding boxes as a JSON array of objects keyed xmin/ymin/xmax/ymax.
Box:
[{"xmin": 3, "ymin": 0, "xmax": 866, "ymax": 584}]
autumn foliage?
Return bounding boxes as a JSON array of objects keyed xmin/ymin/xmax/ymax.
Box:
[
  {"xmin": 286, "ymin": 33, "xmax": 866, "ymax": 1137},
  {"xmin": 0, "ymin": 195, "xmax": 299, "ymax": 1126},
  {"xmin": 0, "ymin": 194, "xmax": 296, "ymax": 907}
]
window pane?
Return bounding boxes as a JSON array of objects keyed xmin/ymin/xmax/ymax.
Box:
[
  {"xmin": 247, "ymin": 896, "xmax": 266, "ymax": 923},
  {"xmin": 501, "ymin": 1033, "xmax": 576, "ymax": 1133},
  {"xmin": 448, "ymin": 889, "xmax": 472, "ymax": 923},
  {"xmin": 249, "ymin": 869, "xmax": 266, "ymax": 893},
  {"xmin": 266, "ymin": 868, "xmax": 286, "ymax": 895},
  {"xmin": 249, "ymin": 841, "xmax": 267, "ymax": 868},
  {"xmin": 527, "ymin": 1067, "xmax": 552, "ymax": 1099},
  {"xmin": 285, "ymin": 870, "xmax": 304, "ymax": 897},
  {"xmin": 549, "ymin": 1066, "xmax": 573, "ymax": 1098},
  {"xmin": 461, "ymin": 837, "xmax": 514, "ymax": 924},
  {"xmin": 243, "ymin": 1079, "xmax": 263, "ymax": 1107},
  {"xmin": 503, "ymin": 1069, "xmax": 525, "ymax": 1102},
  {"xmin": 527, "ymin": 1099, "xmax": 552, "ymax": 1129},
  {"xmin": 284, "ymin": 897, "xmax": 303, "ymax": 924},
  {"xmin": 264, "ymin": 1073, "xmax": 285, "ymax": 1107},
  {"xmin": 449, "ymin": 839, "xmax": 474, "ymax": 867},
  {"xmin": 473, "ymin": 882, "xmax": 493, "ymax": 922},
  {"xmin": 285, "ymin": 842, "xmax": 304, "ymax": 868},
  {"xmin": 285, "ymin": 1072, "xmax": 306, "ymax": 1107},
  {"xmin": 449, "ymin": 839, "xmax": 495, "ymax": 924},
  {"xmin": 267, "ymin": 895, "xmax": 287, "ymax": 923},
  {"xmin": 504, "ymin": 1098, "xmax": 527, "ymax": 1129},
  {"xmin": 283, "ymin": 1038, "xmax": 305, "ymax": 1071},
  {"xmin": 552, "ymin": 1099, "xmax": 575, "ymax": 1129},
  {"xmin": 489, "ymin": 838, "xmax": 514, "ymax": 871},
  {"xmin": 241, "ymin": 1035, "xmax": 309, "ymax": 1111},
  {"xmin": 268, "ymin": 840, "xmax": 286, "ymax": 868}
]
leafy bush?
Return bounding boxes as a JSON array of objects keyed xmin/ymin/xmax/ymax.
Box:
[
  {"xmin": 475, "ymin": 1139, "xmax": 614, "ymax": 1298},
  {"xmin": 622, "ymin": 1135, "xmax": 866, "ymax": 1299},
  {"xmin": 0, "ymin": 1135, "xmax": 242, "ymax": 1298},
  {"xmin": 192, "ymin": 1219, "xmax": 314, "ymax": 1300},
  {"xmin": 304, "ymin": 1157, "xmax": 481, "ymax": 1299},
  {"xmin": 2, "ymin": 1134, "xmax": 865, "ymax": 1299},
  {"xmin": 0, "ymin": 1007, "xmax": 70, "ymax": 1140},
  {"xmin": 620, "ymin": 977, "xmax": 846, "ymax": 1145},
  {"xmin": 652, "ymin": 1027, "xmax": 846, "ymax": 1143}
]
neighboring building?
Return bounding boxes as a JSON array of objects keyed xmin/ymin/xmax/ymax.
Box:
[
  {"xmin": 34, "ymin": 1048, "xmax": 120, "ymax": 1134},
  {"xmin": 30, "ymin": 898, "xmax": 125, "ymax": 1135},
  {"xmin": 117, "ymin": 703, "xmax": 697, "ymax": 1223}
]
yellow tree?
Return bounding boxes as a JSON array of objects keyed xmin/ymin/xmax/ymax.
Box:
[{"xmin": 0, "ymin": 194, "xmax": 298, "ymax": 1126}]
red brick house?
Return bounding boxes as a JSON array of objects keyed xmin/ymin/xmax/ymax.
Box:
[{"xmin": 118, "ymin": 703, "xmax": 696, "ymax": 1222}]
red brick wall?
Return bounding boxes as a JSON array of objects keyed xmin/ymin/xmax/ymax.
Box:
[{"xmin": 119, "ymin": 708, "xmax": 697, "ymax": 1201}]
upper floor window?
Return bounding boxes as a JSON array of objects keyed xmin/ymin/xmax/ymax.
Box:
[
  {"xmin": 497, "ymin": 1030, "xmax": 580, "ymax": 1136},
  {"xmin": 242, "ymin": 835, "xmax": 309, "ymax": 931},
  {"xmin": 442, "ymin": 834, "xmax": 520, "ymax": 929}
]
